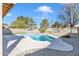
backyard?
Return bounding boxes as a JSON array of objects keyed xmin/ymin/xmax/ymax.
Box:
[{"xmin": 2, "ymin": 3, "xmax": 79, "ymax": 56}]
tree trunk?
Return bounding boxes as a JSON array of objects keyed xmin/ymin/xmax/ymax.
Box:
[
  {"xmin": 70, "ymin": 27, "xmax": 73, "ymax": 34},
  {"xmin": 70, "ymin": 26, "xmax": 74, "ymax": 38}
]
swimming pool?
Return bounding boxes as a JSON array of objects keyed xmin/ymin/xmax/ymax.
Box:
[{"xmin": 22, "ymin": 34, "xmax": 55, "ymax": 42}]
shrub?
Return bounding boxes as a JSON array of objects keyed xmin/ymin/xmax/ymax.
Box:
[{"xmin": 39, "ymin": 28, "xmax": 46, "ymax": 33}]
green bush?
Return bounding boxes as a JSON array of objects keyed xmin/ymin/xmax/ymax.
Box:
[{"xmin": 39, "ymin": 28, "xmax": 46, "ymax": 33}]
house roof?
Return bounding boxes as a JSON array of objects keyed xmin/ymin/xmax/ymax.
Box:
[{"xmin": 2, "ymin": 3, "xmax": 14, "ymax": 17}]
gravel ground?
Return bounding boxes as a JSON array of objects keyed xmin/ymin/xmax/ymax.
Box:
[{"xmin": 25, "ymin": 38, "xmax": 79, "ymax": 56}]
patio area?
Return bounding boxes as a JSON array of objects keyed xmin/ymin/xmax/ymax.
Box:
[
  {"xmin": 24, "ymin": 37, "xmax": 79, "ymax": 56},
  {"xmin": 3, "ymin": 33, "xmax": 78, "ymax": 56}
]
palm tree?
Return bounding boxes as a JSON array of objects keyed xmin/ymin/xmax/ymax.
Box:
[
  {"xmin": 26, "ymin": 17, "xmax": 37, "ymax": 30},
  {"xmin": 40, "ymin": 18, "xmax": 49, "ymax": 29},
  {"xmin": 39, "ymin": 18, "xmax": 49, "ymax": 33}
]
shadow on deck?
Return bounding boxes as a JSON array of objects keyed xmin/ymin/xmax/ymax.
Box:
[{"xmin": 3, "ymin": 35, "xmax": 25, "ymax": 56}]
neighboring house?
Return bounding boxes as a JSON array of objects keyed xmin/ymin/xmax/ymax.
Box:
[
  {"xmin": 46, "ymin": 28, "xmax": 53, "ymax": 32},
  {"xmin": 75, "ymin": 24, "xmax": 79, "ymax": 34}
]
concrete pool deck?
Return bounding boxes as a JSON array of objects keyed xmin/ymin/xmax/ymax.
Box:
[
  {"xmin": 3, "ymin": 35, "xmax": 50, "ymax": 56},
  {"xmin": 25, "ymin": 38, "xmax": 79, "ymax": 56},
  {"xmin": 3, "ymin": 34, "xmax": 74, "ymax": 56}
]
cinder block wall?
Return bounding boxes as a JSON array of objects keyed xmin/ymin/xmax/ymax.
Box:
[{"xmin": 2, "ymin": 28, "xmax": 13, "ymax": 35}]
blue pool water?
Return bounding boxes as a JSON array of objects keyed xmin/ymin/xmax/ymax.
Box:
[{"xmin": 22, "ymin": 34, "xmax": 55, "ymax": 42}]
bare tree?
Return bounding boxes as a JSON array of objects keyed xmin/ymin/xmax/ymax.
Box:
[{"xmin": 59, "ymin": 3, "xmax": 79, "ymax": 33}]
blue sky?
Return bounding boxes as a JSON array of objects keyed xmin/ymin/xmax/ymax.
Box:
[{"xmin": 3, "ymin": 3, "xmax": 63, "ymax": 26}]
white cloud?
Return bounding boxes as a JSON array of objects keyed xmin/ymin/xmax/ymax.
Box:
[
  {"xmin": 36, "ymin": 6, "xmax": 53, "ymax": 13},
  {"xmin": 6, "ymin": 13, "xmax": 12, "ymax": 16}
]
